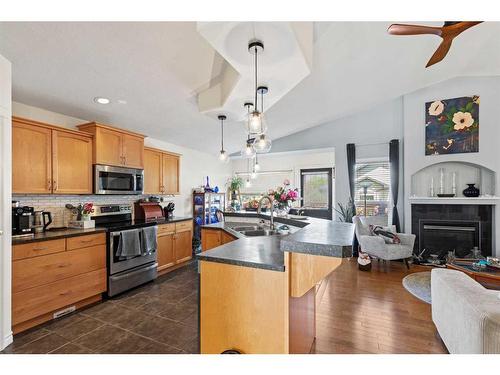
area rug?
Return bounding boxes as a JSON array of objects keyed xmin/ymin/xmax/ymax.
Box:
[{"xmin": 402, "ymin": 272, "xmax": 431, "ymax": 304}]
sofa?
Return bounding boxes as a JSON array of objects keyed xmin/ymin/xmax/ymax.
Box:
[{"xmin": 431, "ymin": 268, "xmax": 500, "ymax": 354}]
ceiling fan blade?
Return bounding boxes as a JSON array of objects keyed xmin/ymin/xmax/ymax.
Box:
[
  {"xmin": 426, "ymin": 38, "xmax": 453, "ymax": 67},
  {"xmin": 450, "ymin": 21, "xmax": 483, "ymax": 35},
  {"xmin": 387, "ymin": 24, "xmax": 442, "ymax": 36}
]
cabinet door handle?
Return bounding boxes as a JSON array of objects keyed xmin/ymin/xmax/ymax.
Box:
[
  {"xmin": 53, "ymin": 180, "xmax": 57, "ymax": 191},
  {"xmin": 47, "ymin": 179, "xmax": 52, "ymax": 191},
  {"xmin": 33, "ymin": 247, "xmax": 48, "ymax": 251},
  {"xmin": 79, "ymin": 239, "xmax": 94, "ymax": 244},
  {"xmin": 59, "ymin": 291, "xmax": 71, "ymax": 296}
]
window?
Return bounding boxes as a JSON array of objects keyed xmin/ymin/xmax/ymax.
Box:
[
  {"xmin": 300, "ymin": 168, "xmax": 333, "ymax": 220},
  {"xmin": 354, "ymin": 161, "xmax": 390, "ymax": 217}
]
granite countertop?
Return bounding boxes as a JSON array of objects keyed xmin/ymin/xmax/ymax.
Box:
[
  {"xmin": 12, "ymin": 216, "xmax": 193, "ymax": 245},
  {"xmin": 196, "ymin": 212, "xmax": 355, "ymax": 271},
  {"xmin": 12, "ymin": 227, "xmax": 107, "ymax": 245}
]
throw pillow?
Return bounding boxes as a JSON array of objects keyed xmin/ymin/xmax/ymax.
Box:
[{"xmin": 369, "ymin": 225, "xmax": 401, "ymax": 244}]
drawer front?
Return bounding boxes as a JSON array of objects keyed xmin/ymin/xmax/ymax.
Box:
[
  {"xmin": 66, "ymin": 233, "xmax": 106, "ymax": 250},
  {"xmin": 13, "ymin": 239, "xmax": 66, "ymax": 261},
  {"xmin": 175, "ymin": 220, "xmax": 193, "ymax": 232},
  {"xmin": 158, "ymin": 223, "xmax": 175, "ymax": 234},
  {"xmin": 12, "ymin": 268, "xmax": 106, "ymax": 326},
  {"xmin": 13, "ymin": 245, "xmax": 106, "ymax": 293}
]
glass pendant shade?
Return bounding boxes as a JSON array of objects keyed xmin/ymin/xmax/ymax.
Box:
[
  {"xmin": 241, "ymin": 142, "xmax": 256, "ymax": 159},
  {"xmin": 254, "ymin": 160, "xmax": 261, "ymax": 171},
  {"xmin": 245, "ymin": 178, "xmax": 252, "ymax": 188},
  {"xmin": 250, "ymin": 169, "xmax": 257, "ymax": 179},
  {"xmin": 246, "ymin": 110, "xmax": 267, "ymax": 135},
  {"xmin": 253, "ymin": 134, "xmax": 272, "ymax": 153},
  {"xmin": 218, "ymin": 150, "xmax": 229, "ymax": 163}
]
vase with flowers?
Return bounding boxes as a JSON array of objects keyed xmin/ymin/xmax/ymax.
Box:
[{"xmin": 269, "ymin": 179, "xmax": 299, "ymax": 217}]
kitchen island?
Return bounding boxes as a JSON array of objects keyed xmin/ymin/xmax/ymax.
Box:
[{"xmin": 197, "ymin": 212, "xmax": 354, "ymax": 354}]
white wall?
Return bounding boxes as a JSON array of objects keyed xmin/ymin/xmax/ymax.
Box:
[
  {"xmin": 403, "ymin": 76, "xmax": 500, "ymax": 256},
  {"xmin": 0, "ymin": 54, "xmax": 12, "ymax": 351},
  {"xmin": 268, "ymin": 97, "xmax": 404, "ymax": 222},
  {"xmin": 12, "ymin": 102, "xmax": 232, "ymax": 217},
  {"xmin": 230, "ymin": 149, "xmax": 335, "ymax": 210}
]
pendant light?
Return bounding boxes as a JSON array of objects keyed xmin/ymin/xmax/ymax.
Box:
[
  {"xmin": 245, "ymin": 159, "xmax": 252, "ymax": 188},
  {"xmin": 245, "ymin": 41, "xmax": 267, "ymax": 135},
  {"xmin": 241, "ymin": 103, "xmax": 256, "ymax": 159},
  {"xmin": 252, "ymin": 86, "xmax": 272, "ymax": 153},
  {"xmin": 217, "ymin": 115, "xmax": 229, "ymax": 163},
  {"xmin": 250, "ymin": 158, "xmax": 257, "ymax": 179},
  {"xmin": 254, "ymin": 153, "xmax": 261, "ymax": 171}
]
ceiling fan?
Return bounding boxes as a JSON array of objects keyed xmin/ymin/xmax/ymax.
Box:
[{"xmin": 387, "ymin": 21, "xmax": 483, "ymax": 67}]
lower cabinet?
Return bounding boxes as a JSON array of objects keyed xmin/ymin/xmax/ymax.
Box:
[
  {"xmin": 201, "ymin": 228, "xmax": 236, "ymax": 251},
  {"xmin": 12, "ymin": 233, "xmax": 107, "ymax": 334},
  {"xmin": 157, "ymin": 220, "xmax": 193, "ymax": 273}
]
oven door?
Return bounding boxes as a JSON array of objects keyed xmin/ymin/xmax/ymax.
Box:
[
  {"xmin": 94, "ymin": 165, "xmax": 144, "ymax": 195},
  {"xmin": 108, "ymin": 228, "xmax": 157, "ymax": 275}
]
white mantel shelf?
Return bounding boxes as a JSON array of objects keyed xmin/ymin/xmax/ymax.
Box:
[{"xmin": 409, "ymin": 196, "xmax": 499, "ymax": 205}]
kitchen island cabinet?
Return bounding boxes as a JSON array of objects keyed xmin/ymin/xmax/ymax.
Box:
[{"xmin": 197, "ymin": 214, "xmax": 354, "ymax": 354}]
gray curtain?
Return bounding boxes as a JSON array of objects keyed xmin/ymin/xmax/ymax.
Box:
[
  {"xmin": 389, "ymin": 139, "xmax": 401, "ymax": 232},
  {"xmin": 346, "ymin": 143, "xmax": 358, "ymax": 255}
]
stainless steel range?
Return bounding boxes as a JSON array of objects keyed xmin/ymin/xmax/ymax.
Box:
[{"xmin": 92, "ymin": 204, "xmax": 158, "ymax": 297}]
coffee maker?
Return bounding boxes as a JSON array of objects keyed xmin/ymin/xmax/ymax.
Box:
[{"xmin": 12, "ymin": 205, "xmax": 35, "ymax": 236}]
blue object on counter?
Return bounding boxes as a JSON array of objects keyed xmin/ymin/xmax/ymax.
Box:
[{"xmin": 214, "ymin": 186, "xmax": 219, "ymax": 193}]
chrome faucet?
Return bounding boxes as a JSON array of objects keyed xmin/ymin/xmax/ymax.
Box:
[{"xmin": 257, "ymin": 195, "xmax": 274, "ymax": 230}]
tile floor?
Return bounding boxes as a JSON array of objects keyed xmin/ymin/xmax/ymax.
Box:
[{"xmin": 3, "ymin": 261, "xmax": 199, "ymax": 354}]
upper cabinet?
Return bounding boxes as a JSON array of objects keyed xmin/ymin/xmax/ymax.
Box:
[
  {"xmin": 77, "ymin": 122, "xmax": 145, "ymax": 169},
  {"xmin": 12, "ymin": 117, "xmax": 93, "ymax": 194},
  {"xmin": 144, "ymin": 147, "xmax": 181, "ymax": 195}
]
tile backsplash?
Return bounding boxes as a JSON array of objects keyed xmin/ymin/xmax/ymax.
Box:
[{"xmin": 12, "ymin": 194, "xmax": 176, "ymax": 229}]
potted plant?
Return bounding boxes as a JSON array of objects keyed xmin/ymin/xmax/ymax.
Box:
[
  {"xmin": 334, "ymin": 198, "xmax": 355, "ymax": 223},
  {"xmin": 227, "ymin": 176, "xmax": 243, "ymax": 209}
]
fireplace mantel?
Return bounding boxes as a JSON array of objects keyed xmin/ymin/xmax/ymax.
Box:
[{"xmin": 409, "ymin": 196, "xmax": 499, "ymax": 205}]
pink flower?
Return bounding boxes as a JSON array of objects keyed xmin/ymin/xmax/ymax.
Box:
[{"xmin": 280, "ymin": 193, "xmax": 286, "ymax": 201}]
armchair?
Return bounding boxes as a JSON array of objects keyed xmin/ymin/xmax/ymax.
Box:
[{"xmin": 353, "ymin": 215, "xmax": 415, "ymax": 269}]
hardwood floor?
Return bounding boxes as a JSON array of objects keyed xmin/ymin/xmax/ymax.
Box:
[{"xmin": 313, "ymin": 258, "xmax": 448, "ymax": 354}]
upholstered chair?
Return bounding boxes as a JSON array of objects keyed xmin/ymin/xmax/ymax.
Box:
[{"xmin": 352, "ymin": 215, "xmax": 415, "ymax": 268}]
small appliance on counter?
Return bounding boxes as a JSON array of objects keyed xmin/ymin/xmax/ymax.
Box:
[
  {"xmin": 164, "ymin": 202, "xmax": 175, "ymax": 219},
  {"xmin": 12, "ymin": 205, "xmax": 35, "ymax": 237},
  {"xmin": 33, "ymin": 210, "xmax": 52, "ymax": 233},
  {"xmin": 134, "ymin": 201, "xmax": 164, "ymax": 220}
]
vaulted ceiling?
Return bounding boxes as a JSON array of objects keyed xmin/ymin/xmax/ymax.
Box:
[{"xmin": 1, "ymin": 21, "xmax": 499, "ymax": 155}]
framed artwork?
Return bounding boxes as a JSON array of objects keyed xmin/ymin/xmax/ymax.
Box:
[{"xmin": 425, "ymin": 95, "xmax": 479, "ymax": 155}]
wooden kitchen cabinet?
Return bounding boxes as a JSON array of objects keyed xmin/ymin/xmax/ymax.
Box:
[
  {"xmin": 12, "ymin": 117, "xmax": 93, "ymax": 194},
  {"xmin": 144, "ymin": 147, "xmax": 181, "ymax": 195},
  {"xmin": 12, "ymin": 232, "xmax": 107, "ymax": 333},
  {"xmin": 144, "ymin": 148, "xmax": 163, "ymax": 194},
  {"xmin": 77, "ymin": 122, "xmax": 145, "ymax": 168},
  {"xmin": 175, "ymin": 229, "xmax": 193, "ymax": 263},
  {"xmin": 52, "ymin": 130, "xmax": 92, "ymax": 194},
  {"xmin": 162, "ymin": 153, "xmax": 180, "ymax": 194},
  {"xmin": 156, "ymin": 220, "xmax": 193, "ymax": 274},
  {"xmin": 221, "ymin": 231, "xmax": 237, "ymax": 244},
  {"xmin": 12, "ymin": 119, "xmax": 52, "ymax": 193},
  {"xmin": 201, "ymin": 229, "xmax": 222, "ymax": 251},
  {"xmin": 157, "ymin": 228, "xmax": 176, "ymax": 272}
]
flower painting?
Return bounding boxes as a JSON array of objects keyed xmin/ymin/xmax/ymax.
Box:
[{"xmin": 425, "ymin": 95, "xmax": 479, "ymax": 155}]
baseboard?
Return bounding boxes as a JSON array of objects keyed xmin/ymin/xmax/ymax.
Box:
[{"xmin": 0, "ymin": 332, "xmax": 13, "ymax": 352}]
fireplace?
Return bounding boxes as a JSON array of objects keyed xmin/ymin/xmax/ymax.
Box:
[{"xmin": 412, "ymin": 204, "xmax": 492, "ymax": 260}]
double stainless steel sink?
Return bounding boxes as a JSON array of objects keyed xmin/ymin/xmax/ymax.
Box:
[{"xmin": 229, "ymin": 224, "xmax": 282, "ymax": 237}]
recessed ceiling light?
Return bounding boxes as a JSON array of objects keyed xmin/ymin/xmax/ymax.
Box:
[{"xmin": 94, "ymin": 97, "xmax": 110, "ymax": 105}]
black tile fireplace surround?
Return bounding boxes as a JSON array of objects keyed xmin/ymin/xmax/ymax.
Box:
[{"xmin": 411, "ymin": 204, "xmax": 493, "ymax": 259}]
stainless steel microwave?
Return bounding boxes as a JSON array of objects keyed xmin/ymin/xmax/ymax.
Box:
[{"xmin": 94, "ymin": 165, "xmax": 144, "ymax": 195}]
